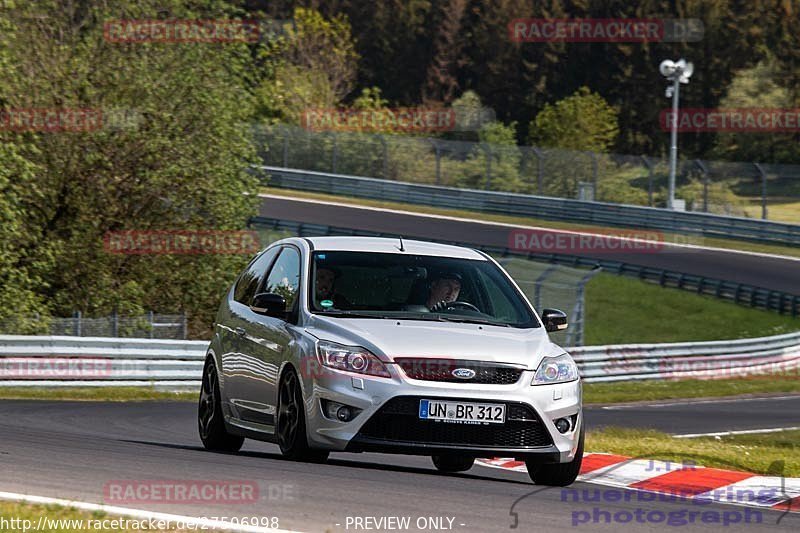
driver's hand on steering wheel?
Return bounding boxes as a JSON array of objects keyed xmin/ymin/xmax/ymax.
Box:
[{"xmin": 429, "ymin": 300, "xmax": 449, "ymax": 313}]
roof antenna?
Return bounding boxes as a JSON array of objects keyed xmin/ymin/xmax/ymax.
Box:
[{"xmin": 398, "ymin": 236, "xmax": 405, "ymax": 252}]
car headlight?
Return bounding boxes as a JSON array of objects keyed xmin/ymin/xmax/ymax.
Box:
[
  {"xmin": 532, "ymin": 353, "xmax": 579, "ymax": 385},
  {"xmin": 316, "ymin": 340, "xmax": 391, "ymax": 378}
]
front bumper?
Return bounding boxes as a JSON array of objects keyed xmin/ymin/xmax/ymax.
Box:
[{"xmin": 302, "ymin": 363, "xmax": 582, "ymax": 463}]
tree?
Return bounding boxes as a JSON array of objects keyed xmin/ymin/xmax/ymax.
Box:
[
  {"xmin": 712, "ymin": 57, "xmax": 799, "ymax": 163},
  {"xmin": 528, "ymin": 87, "xmax": 619, "ymax": 152},
  {"xmin": 0, "ymin": 0, "xmax": 259, "ymax": 336},
  {"xmin": 254, "ymin": 8, "xmax": 359, "ymax": 124}
]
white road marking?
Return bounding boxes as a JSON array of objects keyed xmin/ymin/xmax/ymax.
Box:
[
  {"xmin": 673, "ymin": 426, "xmax": 800, "ymax": 438},
  {"xmin": 259, "ymin": 193, "xmax": 800, "ymax": 262},
  {"xmin": 0, "ymin": 490, "xmax": 302, "ymax": 533},
  {"xmin": 601, "ymin": 395, "xmax": 800, "ymax": 410}
]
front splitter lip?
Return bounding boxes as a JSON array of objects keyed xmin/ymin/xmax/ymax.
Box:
[{"xmin": 344, "ymin": 435, "xmax": 563, "ymax": 462}]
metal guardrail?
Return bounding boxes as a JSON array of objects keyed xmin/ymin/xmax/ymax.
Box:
[
  {"xmin": 0, "ymin": 333, "xmax": 798, "ymax": 385},
  {"xmin": 571, "ymin": 331, "xmax": 800, "ymax": 382},
  {"xmin": 259, "ymin": 166, "xmax": 800, "ymax": 246},
  {"xmin": 0, "ymin": 336, "xmax": 205, "ymax": 387},
  {"xmin": 250, "ymin": 217, "xmax": 800, "ymax": 317}
]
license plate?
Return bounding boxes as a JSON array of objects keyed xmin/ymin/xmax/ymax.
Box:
[{"xmin": 419, "ymin": 399, "xmax": 506, "ymax": 424}]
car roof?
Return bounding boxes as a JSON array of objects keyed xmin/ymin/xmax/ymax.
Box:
[{"xmin": 302, "ymin": 236, "xmax": 486, "ymax": 260}]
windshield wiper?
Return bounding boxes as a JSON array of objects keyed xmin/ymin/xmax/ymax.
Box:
[{"xmin": 432, "ymin": 315, "xmax": 511, "ymax": 327}]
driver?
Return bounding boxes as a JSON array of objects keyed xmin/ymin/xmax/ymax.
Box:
[
  {"xmin": 426, "ymin": 272, "xmax": 462, "ymax": 311},
  {"xmin": 315, "ymin": 267, "xmax": 351, "ymax": 309}
]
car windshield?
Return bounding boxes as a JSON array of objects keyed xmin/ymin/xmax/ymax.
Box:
[{"xmin": 309, "ymin": 251, "xmax": 539, "ymax": 328}]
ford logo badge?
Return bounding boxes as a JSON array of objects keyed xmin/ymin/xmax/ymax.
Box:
[{"xmin": 451, "ymin": 368, "xmax": 476, "ymax": 379}]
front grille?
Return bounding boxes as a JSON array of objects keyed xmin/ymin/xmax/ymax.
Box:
[
  {"xmin": 357, "ymin": 396, "xmax": 553, "ymax": 448},
  {"xmin": 394, "ymin": 358, "xmax": 524, "ymax": 385}
]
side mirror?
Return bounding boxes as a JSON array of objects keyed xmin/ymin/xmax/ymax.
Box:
[
  {"xmin": 251, "ymin": 292, "xmax": 287, "ymax": 319},
  {"xmin": 542, "ymin": 308, "xmax": 568, "ymax": 332}
]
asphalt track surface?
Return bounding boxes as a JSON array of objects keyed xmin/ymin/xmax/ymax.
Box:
[
  {"xmin": 258, "ymin": 195, "xmax": 800, "ymax": 296},
  {"xmin": 588, "ymin": 395, "xmax": 800, "ymax": 435},
  {"xmin": 2, "ymin": 400, "xmax": 798, "ymax": 532}
]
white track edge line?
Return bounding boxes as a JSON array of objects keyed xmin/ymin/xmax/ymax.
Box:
[
  {"xmin": 258, "ymin": 193, "xmax": 800, "ymax": 263},
  {"xmin": 601, "ymin": 395, "xmax": 800, "ymax": 409},
  {"xmin": 673, "ymin": 426, "xmax": 800, "ymax": 438},
  {"xmin": 0, "ymin": 491, "xmax": 302, "ymax": 533}
]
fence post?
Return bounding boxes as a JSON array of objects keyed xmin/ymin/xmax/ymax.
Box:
[
  {"xmin": 111, "ymin": 308, "xmax": 119, "ymax": 338},
  {"xmin": 694, "ymin": 160, "xmax": 709, "ymax": 212},
  {"xmin": 587, "ymin": 151, "xmax": 599, "ymax": 200},
  {"xmin": 483, "ymin": 144, "xmax": 492, "ymax": 190},
  {"xmin": 182, "ymin": 311, "xmax": 188, "ymax": 340},
  {"xmin": 534, "ymin": 265, "xmax": 558, "ymax": 311},
  {"xmin": 641, "ymin": 156, "xmax": 654, "ymax": 206},
  {"xmin": 148, "ymin": 310, "xmax": 154, "ymax": 339},
  {"xmin": 754, "ymin": 162, "xmax": 768, "ymax": 220},
  {"xmin": 281, "ymin": 125, "xmax": 289, "ymax": 167},
  {"xmin": 378, "ymin": 134, "xmax": 389, "ymax": 179},
  {"xmin": 331, "ymin": 132, "xmax": 339, "ymax": 173},
  {"xmin": 429, "ymin": 139, "xmax": 442, "ymax": 185},
  {"xmin": 74, "ymin": 310, "xmax": 81, "ymax": 337},
  {"xmin": 532, "ymin": 147, "xmax": 544, "ymax": 194}
]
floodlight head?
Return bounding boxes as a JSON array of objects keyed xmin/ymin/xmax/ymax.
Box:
[
  {"xmin": 682, "ymin": 61, "xmax": 694, "ymax": 78},
  {"xmin": 659, "ymin": 60, "xmax": 677, "ymax": 77}
]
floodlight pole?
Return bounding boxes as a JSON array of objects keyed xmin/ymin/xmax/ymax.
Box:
[{"xmin": 667, "ymin": 76, "xmax": 680, "ymax": 210}]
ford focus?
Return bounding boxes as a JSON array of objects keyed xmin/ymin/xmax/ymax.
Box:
[{"xmin": 199, "ymin": 236, "xmax": 583, "ymax": 486}]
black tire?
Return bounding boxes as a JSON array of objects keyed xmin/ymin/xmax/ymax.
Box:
[
  {"xmin": 276, "ymin": 368, "xmax": 329, "ymax": 463},
  {"xmin": 432, "ymin": 454, "xmax": 475, "ymax": 473},
  {"xmin": 198, "ymin": 358, "xmax": 244, "ymax": 452},
  {"xmin": 526, "ymin": 425, "xmax": 584, "ymax": 486}
]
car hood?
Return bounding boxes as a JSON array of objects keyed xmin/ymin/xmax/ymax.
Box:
[{"xmin": 304, "ymin": 316, "xmax": 565, "ymax": 370}]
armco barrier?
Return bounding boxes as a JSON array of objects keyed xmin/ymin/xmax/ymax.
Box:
[
  {"xmin": 258, "ymin": 166, "xmax": 800, "ymax": 246},
  {"xmin": 0, "ymin": 335, "xmax": 206, "ymax": 387},
  {"xmin": 571, "ymin": 331, "xmax": 800, "ymax": 382},
  {"xmin": 250, "ymin": 217, "xmax": 800, "ymax": 316},
  {"xmin": 0, "ymin": 333, "xmax": 798, "ymax": 385}
]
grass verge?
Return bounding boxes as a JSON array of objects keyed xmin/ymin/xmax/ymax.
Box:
[
  {"xmin": 587, "ymin": 428, "xmax": 800, "ymax": 477},
  {"xmin": 262, "ymin": 187, "xmax": 800, "ymax": 259},
  {"xmin": 585, "ymin": 273, "xmax": 800, "ymax": 345},
  {"xmin": 583, "ymin": 375, "xmax": 800, "ymax": 405},
  {"xmin": 0, "ymin": 387, "xmax": 197, "ymax": 402}
]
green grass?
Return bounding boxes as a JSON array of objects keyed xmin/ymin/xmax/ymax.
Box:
[
  {"xmin": 587, "ymin": 428, "xmax": 800, "ymax": 477},
  {"xmin": 0, "ymin": 387, "xmax": 197, "ymax": 402},
  {"xmin": 742, "ymin": 196, "xmax": 800, "ymax": 223},
  {"xmin": 585, "ymin": 273, "xmax": 800, "ymax": 345},
  {"xmin": 262, "ymin": 187, "xmax": 800, "ymax": 259},
  {"xmin": 583, "ymin": 375, "xmax": 800, "ymax": 405}
]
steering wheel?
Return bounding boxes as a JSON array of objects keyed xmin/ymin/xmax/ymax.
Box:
[{"xmin": 430, "ymin": 300, "xmax": 480, "ymax": 313}]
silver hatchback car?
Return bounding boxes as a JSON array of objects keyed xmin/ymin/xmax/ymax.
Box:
[{"xmin": 199, "ymin": 236, "xmax": 583, "ymax": 485}]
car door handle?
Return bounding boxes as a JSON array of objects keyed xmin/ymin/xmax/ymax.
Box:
[{"xmin": 235, "ymin": 327, "xmax": 246, "ymax": 336}]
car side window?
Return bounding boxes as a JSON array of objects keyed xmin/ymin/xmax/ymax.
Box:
[
  {"xmin": 262, "ymin": 247, "xmax": 301, "ymax": 310},
  {"xmin": 233, "ymin": 247, "xmax": 280, "ymax": 305}
]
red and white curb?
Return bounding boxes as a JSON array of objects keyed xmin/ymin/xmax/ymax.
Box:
[{"xmin": 477, "ymin": 453, "xmax": 800, "ymax": 513}]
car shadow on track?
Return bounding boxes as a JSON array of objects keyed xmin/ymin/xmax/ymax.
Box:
[{"xmin": 119, "ymin": 438, "xmax": 532, "ymax": 486}]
